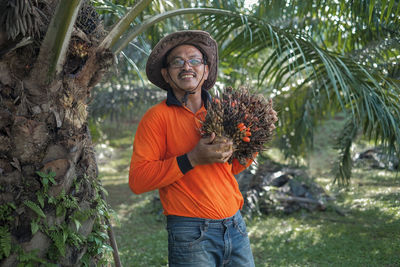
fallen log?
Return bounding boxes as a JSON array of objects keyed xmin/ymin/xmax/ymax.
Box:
[{"xmin": 273, "ymin": 195, "xmax": 326, "ymax": 210}]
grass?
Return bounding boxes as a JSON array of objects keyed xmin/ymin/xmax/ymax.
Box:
[
  {"xmin": 249, "ymin": 170, "xmax": 400, "ymax": 266},
  {"xmin": 97, "ymin": 125, "xmax": 400, "ymax": 267}
]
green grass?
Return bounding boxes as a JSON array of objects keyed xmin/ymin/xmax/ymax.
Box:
[
  {"xmin": 98, "ymin": 128, "xmax": 400, "ymax": 267},
  {"xmin": 249, "ymin": 170, "xmax": 400, "ymax": 266}
]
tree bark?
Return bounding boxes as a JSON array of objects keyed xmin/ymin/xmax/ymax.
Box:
[{"xmin": 0, "ymin": 0, "xmax": 113, "ymax": 265}]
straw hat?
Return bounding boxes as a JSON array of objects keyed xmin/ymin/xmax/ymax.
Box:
[{"xmin": 146, "ymin": 30, "xmax": 218, "ymax": 91}]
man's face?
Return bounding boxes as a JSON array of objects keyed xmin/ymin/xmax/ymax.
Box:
[{"xmin": 161, "ymin": 45, "xmax": 209, "ymax": 97}]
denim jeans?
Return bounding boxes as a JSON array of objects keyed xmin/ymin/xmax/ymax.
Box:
[{"xmin": 166, "ymin": 210, "xmax": 255, "ymax": 267}]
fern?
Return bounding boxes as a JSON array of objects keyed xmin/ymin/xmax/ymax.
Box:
[
  {"xmin": 72, "ymin": 209, "xmax": 93, "ymax": 228},
  {"xmin": 0, "ymin": 226, "xmax": 11, "ymax": 258},
  {"xmin": 0, "ymin": 203, "xmax": 15, "ymax": 222},
  {"xmin": 67, "ymin": 231, "xmax": 84, "ymax": 247},
  {"xmin": 54, "ymin": 191, "xmax": 80, "ymax": 217},
  {"xmin": 36, "ymin": 171, "xmax": 57, "ymax": 192},
  {"xmin": 48, "ymin": 229, "xmax": 67, "ymax": 257},
  {"xmin": 36, "ymin": 192, "xmax": 45, "ymax": 208},
  {"xmin": 62, "ymin": 195, "xmax": 79, "ymax": 209},
  {"xmin": 17, "ymin": 248, "xmax": 47, "ymax": 265},
  {"xmin": 24, "ymin": 200, "xmax": 46, "ymax": 218},
  {"xmin": 30, "ymin": 219, "xmax": 40, "ymax": 235},
  {"xmin": 56, "ymin": 205, "xmax": 66, "ymax": 218}
]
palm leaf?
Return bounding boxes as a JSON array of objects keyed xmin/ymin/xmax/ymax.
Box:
[
  {"xmin": 31, "ymin": 0, "xmax": 84, "ymax": 85},
  {"xmin": 253, "ymin": 0, "xmax": 400, "ymax": 52},
  {"xmin": 195, "ymin": 8, "xmax": 400, "ymax": 182},
  {"xmin": 98, "ymin": 0, "xmax": 153, "ymax": 50}
]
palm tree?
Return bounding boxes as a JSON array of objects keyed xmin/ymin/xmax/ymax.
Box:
[
  {"xmin": 0, "ymin": 0, "xmax": 398, "ymax": 265},
  {"xmin": 197, "ymin": 0, "xmax": 400, "ymax": 183},
  {"xmin": 0, "ymin": 0, "xmax": 149, "ymax": 265}
]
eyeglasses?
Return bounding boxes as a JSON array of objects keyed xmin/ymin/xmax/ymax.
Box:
[{"xmin": 168, "ymin": 58, "xmax": 204, "ymax": 68}]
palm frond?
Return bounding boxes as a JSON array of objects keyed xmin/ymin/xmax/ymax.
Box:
[
  {"xmin": 98, "ymin": 0, "xmax": 153, "ymax": 51},
  {"xmin": 333, "ymin": 119, "xmax": 359, "ymax": 185},
  {"xmin": 112, "ymin": 8, "xmax": 246, "ymax": 53},
  {"xmin": 196, "ymin": 9, "xmax": 400, "ymax": 165},
  {"xmin": 121, "ymin": 51, "xmax": 145, "ymax": 86},
  {"xmin": 252, "ymin": 0, "xmax": 400, "ymax": 52},
  {"xmin": 31, "ymin": 0, "xmax": 84, "ymax": 85}
]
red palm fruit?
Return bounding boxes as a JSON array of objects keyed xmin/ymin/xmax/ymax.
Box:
[
  {"xmin": 242, "ymin": 137, "xmax": 251, "ymax": 142},
  {"xmin": 237, "ymin": 123, "xmax": 245, "ymax": 129}
]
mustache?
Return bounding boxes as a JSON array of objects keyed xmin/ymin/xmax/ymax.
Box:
[{"xmin": 178, "ymin": 71, "xmax": 196, "ymax": 78}]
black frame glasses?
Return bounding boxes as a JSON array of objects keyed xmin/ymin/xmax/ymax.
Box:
[{"xmin": 168, "ymin": 58, "xmax": 204, "ymax": 68}]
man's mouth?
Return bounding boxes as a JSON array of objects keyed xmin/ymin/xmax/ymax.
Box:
[{"xmin": 179, "ymin": 72, "xmax": 196, "ymax": 79}]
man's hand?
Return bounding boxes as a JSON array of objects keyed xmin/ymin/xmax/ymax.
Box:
[{"xmin": 187, "ymin": 133, "xmax": 233, "ymax": 167}]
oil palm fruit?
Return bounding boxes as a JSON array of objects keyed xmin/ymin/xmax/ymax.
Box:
[{"xmin": 201, "ymin": 86, "xmax": 277, "ymax": 165}]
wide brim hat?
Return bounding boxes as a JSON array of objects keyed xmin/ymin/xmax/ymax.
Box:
[{"xmin": 146, "ymin": 30, "xmax": 218, "ymax": 91}]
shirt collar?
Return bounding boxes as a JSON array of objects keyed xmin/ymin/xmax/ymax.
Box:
[{"xmin": 166, "ymin": 89, "xmax": 211, "ymax": 109}]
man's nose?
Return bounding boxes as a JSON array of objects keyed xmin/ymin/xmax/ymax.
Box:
[{"xmin": 182, "ymin": 61, "xmax": 192, "ymax": 70}]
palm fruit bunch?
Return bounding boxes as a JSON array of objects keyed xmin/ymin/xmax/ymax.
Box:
[{"xmin": 201, "ymin": 86, "xmax": 277, "ymax": 165}]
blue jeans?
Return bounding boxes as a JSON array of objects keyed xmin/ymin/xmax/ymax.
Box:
[{"xmin": 166, "ymin": 210, "xmax": 255, "ymax": 267}]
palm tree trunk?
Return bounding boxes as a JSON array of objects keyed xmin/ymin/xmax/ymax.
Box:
[{"xmin": 0, "ymin": 0, "xmax": 113, "ymax": 265}]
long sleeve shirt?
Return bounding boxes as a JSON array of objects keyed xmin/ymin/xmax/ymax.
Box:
[{"xmin": 129, "ymin": 90, "xmax": 252, "ymax": 219}]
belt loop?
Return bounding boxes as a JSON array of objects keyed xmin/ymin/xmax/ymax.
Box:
[
  {"xmin": 233, "ymin": 210, "xmax": 239, "ymax": 226},
  {"xmin": 204, "ymin": 219, "xmax": 209, "ymax": 231}
]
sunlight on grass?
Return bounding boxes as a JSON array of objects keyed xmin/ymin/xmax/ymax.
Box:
[{"xmin": 248, "ymin": 208, "xmax": 400, "ymax": 266}]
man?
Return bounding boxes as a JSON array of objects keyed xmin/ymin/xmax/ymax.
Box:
[{"xmin": 129, "ymin": 30, "xmax": 276, "ymax": 266}]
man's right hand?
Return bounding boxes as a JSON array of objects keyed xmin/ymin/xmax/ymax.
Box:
[{"xmin": 187, "ymin": 133, "xmax": 233, "ymax": 167}]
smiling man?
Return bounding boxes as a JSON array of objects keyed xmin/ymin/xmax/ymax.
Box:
[
  {"xmin": 161, "ymin": 44, "xmax": 208, "ymax": 111},
  {"xmin": 129, "ymin": 30, "xmax": 261, "ymax": 266}
]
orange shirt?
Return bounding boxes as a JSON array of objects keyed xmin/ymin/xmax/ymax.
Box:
[{"xmin": 129, "ymin": 90, "xmax": 252, "ymax": 219}]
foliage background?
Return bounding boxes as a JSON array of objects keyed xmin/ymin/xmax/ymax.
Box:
[{"xmin": 91, "ymin": 0, "xmax": 400, "ymax": 183}]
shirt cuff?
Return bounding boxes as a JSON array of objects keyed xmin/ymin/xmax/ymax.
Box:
[{"xmin": 177, "ymin": 154, "xmax": 194, "ymax": 174}]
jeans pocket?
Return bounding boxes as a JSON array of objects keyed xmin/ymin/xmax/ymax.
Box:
[
  {"xmin": 235, "ymin": 220, "xmax": 249, "ymax": 237},
  {"xmin": 168, "ymin": 225, "xmax": 210, "ymax": 266},
  {"xmin": 168, "ymin": 225, "xmax": 205, "ymax": 247}
]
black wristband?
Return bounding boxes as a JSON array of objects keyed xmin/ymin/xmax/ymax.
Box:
[{"xmin": 177, "ymin": 154, "xmax": 194, "ymax": 174}]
